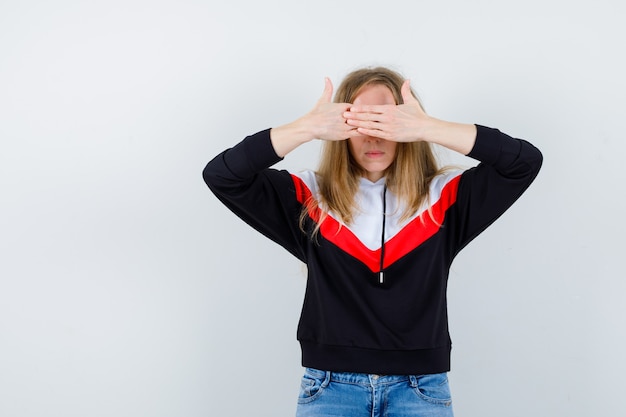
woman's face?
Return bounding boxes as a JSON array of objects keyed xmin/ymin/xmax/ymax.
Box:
[{"xmin": 348, "ymin": 84, "xmax": 398, "ymax": 182}]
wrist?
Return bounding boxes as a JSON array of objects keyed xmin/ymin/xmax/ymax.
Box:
[
  {"xmin": 416, "ymin": 115, "xmax": 445, "ymax": 141},
  {"xmin": 270, "ymin": 120, "xmax": 314, "ymax": 157}
]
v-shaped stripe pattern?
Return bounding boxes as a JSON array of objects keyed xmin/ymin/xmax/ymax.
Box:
[{"xmin": 291, "ymin": 174, "xmax": 461, "ymax": 272}]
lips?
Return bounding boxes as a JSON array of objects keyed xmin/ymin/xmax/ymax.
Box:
[{"xmin": 365, "ymin": 151, "xmax": 385, "ymax": 158}]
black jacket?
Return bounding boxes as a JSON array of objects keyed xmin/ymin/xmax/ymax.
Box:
[{"xmin": 203, "ymin": 125, "xmax": 542, "ymax": 374}]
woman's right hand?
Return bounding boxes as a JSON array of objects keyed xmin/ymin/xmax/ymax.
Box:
[
  {"xmin": 270, "ymin": 78, "xmax": 356, "ymax": 157},
  {"xmin": 303, "ymin": 77, "xmax": 356, "ymax": 142}
]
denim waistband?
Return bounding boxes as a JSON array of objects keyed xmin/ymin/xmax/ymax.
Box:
[{"xmin": 305, "ymin": 367, "xmax": 417, "ymax": 386}]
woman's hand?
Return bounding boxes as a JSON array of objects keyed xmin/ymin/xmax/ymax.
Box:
[
  {"xmin": 270, "ymin": 78, "xmax": 356, "ymax": 157},
  {"xmin": 344, "ymin": 80, "xmax": 477, "ymax": 155},
  {"xmin": 304, "ymin": 77, "xmax": 356, "ymax": 142},
  {"xmin": 344, "ymin": 80, "xmax": 428, "ymax": 142}
]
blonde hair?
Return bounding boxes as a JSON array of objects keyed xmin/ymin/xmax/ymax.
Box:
[{"xmin": 303, "ymin": 67, "xmax": 446, "ymax": 234}]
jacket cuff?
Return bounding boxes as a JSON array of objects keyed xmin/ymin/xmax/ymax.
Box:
[
  {"xmin": 467, "ymin": 124, "xmax": 522, "ymax": 166},
  {"xmin": 223, "ymin": 128, "xmax": 283, "ymax": 178}
]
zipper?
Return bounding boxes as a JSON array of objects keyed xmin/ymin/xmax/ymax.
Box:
[{"xmin": 379, "ymin": 185, "xmax": 387, "ymax": 285}]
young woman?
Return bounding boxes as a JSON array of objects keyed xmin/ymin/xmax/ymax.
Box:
[{"xmin": 203, "ymin": 67, "xmax": 542, "ymax": 417}]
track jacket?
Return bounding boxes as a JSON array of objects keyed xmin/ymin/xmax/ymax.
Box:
[{"xmin": 203, "ymin": 125, "xmax": 542, "ymax": 375}]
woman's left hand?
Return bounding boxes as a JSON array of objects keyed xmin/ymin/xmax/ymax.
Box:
[{"xmin": 343, "ymin": 80, "xmax": 429, "ymax": 142}]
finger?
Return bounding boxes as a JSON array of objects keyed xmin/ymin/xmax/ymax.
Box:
[
  {"xmin": 348, "ymin": 104, "xmax": 389, "ymax": 114},
  {"xmin": 344, "ymin": 110, "xmax": 383, "ymax": 122},
  {"xmin": 345, "ymin": 128, "xmax": 366, "ymax": 139},
  {"xmin": 346, "ymin": 118, "xmax": 383, "ymax": 130},
  {"xmin": 356, "ymin": 127, "xmax": 391, "ymax": 140},
  {"xmin": 401, "ymin": 79, "xmax": 418, "ymax": 104},
  {"xmin": 318, "ymin": 77, "xmax": 333, "ymax": 103}
]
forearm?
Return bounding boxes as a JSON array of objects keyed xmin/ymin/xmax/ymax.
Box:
[
  {"xmin": 270, "ymin": 119, "xmax": 315, "ymax": 158},
  {"xmin": 420, "ymin": 118, "xmax": 477, "ymax": 155}
]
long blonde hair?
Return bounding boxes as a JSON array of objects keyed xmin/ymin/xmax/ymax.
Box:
[{"xmin": 303, "ymin": 67, "xmax": 446, "ymax": 233}]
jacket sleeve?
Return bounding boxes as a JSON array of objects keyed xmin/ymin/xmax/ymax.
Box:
[
  {"xmin": 451, "ymin": 125, "xmax": 543, "ymax": 254},
  {"xmin": 202, "ymin": 129, "xmax": 307, "ymax": 262}
]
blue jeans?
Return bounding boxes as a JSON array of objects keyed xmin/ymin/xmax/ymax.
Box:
[{"xmin": 296, "ymin": 367, "xmax": 454, "ymax": 417}]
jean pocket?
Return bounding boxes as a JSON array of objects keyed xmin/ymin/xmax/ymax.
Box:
[
  {"xmin": 410, "ymin": 373, "xmax": 452, "ymax": 406},
  {"xmin": 297, "ymin": 368, "xmax": 329, "ymax": 404}
]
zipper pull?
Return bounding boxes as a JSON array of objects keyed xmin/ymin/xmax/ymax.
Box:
[{"xmin": 379, "ymin": 271, "xmax": 384, "ymax": 284}]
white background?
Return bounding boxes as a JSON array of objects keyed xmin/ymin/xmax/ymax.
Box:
[{"xmin": 1, "ymin": 1, "xmax": 624, "ymax": 416}]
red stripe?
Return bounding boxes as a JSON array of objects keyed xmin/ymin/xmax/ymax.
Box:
[
  {"xmin": 291, "ymin": 174, "xmax": 460, "ymax": 272},
  {"xmin": 382, "ymin": 175, "xmax": 460, "ymax": 268}
]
